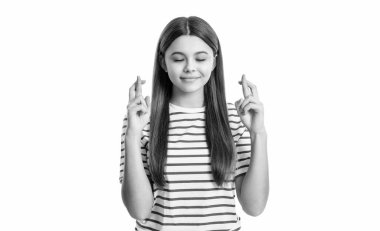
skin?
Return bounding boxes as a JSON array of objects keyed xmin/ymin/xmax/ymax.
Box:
[
  {"xmin": 126, "ymin": 76, "xmax": 150, "ymax": 134},
  {"xmin": 161, "ymin": 35, "xmax": 216, "ymax": 108},
  {"xmin": 126, "ymin": 38, "xmax": 269, "ymax": 217},
  {"xmin": 234, "ymin": 75, "xmax": 269, "ymax": 216},
  {"xmin": 122, "ymin": 75, "xmax": 153, "ymax": 220}
]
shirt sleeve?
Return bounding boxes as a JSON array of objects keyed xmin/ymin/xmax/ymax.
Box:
[{"xmin": 119, "ymin": 113, "xmax": 151, "ymax": 184}]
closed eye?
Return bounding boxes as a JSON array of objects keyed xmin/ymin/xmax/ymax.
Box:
[{"xmin": 173, "ymin": 59, "xmax": 206, "ymax": 62}]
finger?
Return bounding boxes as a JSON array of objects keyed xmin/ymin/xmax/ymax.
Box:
[
  {"xmin": 235, "ymin": 98, "xmax": 243, "ymax": 109},
  {"xmin": 140, "ymin": 95, "xmax": 148, "ymax": 110},
  {"xmin": 239, "ymin": 78, "xmax": 259, "ymax": 99},
  {"xmin": 239, "ymin": 96, "xmax": 260, "ymax": 111},
  {"xmin": 128, "ymin": 96, "xmax": 146, "ymax": 110},
  {"xmin": 144, "ymin": 96, "xmax": 151, "ymax": 116},
  {"xmin": 145, "ymin": 96, "xmax": 151, "ymax": 110},
  {"xmin": 235, "ymin": 99, "xmax": 243, "ymax": 116},
  {"xmin": 129, "ymin": 78, "xmax": 146, "ymax": 102},
  {"xmin": 136, "ymin": 76, "xmax": 142, "ymax": 97},
  {"xmin": 129, "ymin": 82, "xmax": 136, "ymax": 102},
  {"xmin": 128, "ymin": 95, "xmax": 145, "ymax": 109},
  {"xmin": 244, "ymin": 80, "xmax": 259, "ymax": 100},
  {"xmin": 241, "ymin": 102, "xmax": 260, "ymax": 114},
  {"xmin": 128, "ymin": 104, "xmax": 147, "ymax": 115},
  {"xmin": 241, "ymin": 74, "xmax": 251, "ymax": 98},
  {"xmin": 235, "ymin": 98, "xmax": 244, "ymax": 114}
]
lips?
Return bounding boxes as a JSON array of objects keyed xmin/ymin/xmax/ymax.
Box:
[
  {"xmin": 180, "ymin": 77, "xmax": 200, "ymax": 79},
  {"xmin": 180, "ymin": 77, "xmax": 200, "ymax": 83}
]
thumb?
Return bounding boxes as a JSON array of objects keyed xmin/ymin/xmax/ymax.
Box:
[
  {"xmin": 234, "ymin": 100, "xmax": 240, "ymax": 114},
  {"xmin": 235, "ymin": 98, "xmax": 243, "ymax": 115},
  {"xmin": 235, "ymin": 98, "xmax": 242, "ymax": 108},
  {"xmin": 145, "ymin": 96, "xmax": 151, "ymax": 109}
]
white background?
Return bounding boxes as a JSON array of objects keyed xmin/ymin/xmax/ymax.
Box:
[{"xmin": 1, "ymin": 0, "xmax": 379, "ymax": 230}]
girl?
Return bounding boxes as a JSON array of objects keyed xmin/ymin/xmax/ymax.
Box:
[{"xmin": 120, "ymin": 16, "xmax": 269, "ymax": 231}]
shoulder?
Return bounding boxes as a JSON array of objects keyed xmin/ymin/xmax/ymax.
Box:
[
  {"xmin": 226, "ymin": 102, "xmax": 237, "ymax": 113},
  {"xmin": 226, "ymin": 102, "xmax": 239, "ymax": 120}
]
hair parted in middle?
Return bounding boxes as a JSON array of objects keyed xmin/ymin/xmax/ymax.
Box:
[{"xmin": 149, "ymin": 16, "xmax": 237, "ymax": 188}]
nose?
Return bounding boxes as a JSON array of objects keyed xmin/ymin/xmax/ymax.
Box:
[{"xmin": 184, "ymin": 59, "xmax": 196, "ymax": 73}]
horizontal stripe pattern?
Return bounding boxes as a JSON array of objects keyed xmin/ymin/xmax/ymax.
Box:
[{"xmin": 120, "ymin": 102, "xmax": 251, "ymax": 231}]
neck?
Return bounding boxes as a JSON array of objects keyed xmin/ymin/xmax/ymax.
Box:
[{"xmin": 170, "ymin": 89, "xmax": 205, "ymax": 108}]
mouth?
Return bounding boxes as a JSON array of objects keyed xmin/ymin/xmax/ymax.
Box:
[
  {"xmin": 180, "ymin": 77, "xmax": 200, "ymax": 82},
  {"xmin": 180, "ymin": 76, "xmax": 200, "ymax": 79}
]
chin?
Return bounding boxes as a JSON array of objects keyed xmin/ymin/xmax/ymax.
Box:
[{"xmin": 178, "ymin": 85, "xmax": 204, "ymax": 93}]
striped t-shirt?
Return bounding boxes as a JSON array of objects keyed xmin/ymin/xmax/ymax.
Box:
[{"xmin": 120, "ymin": 102, "xmax": 252, "ymax": 231}]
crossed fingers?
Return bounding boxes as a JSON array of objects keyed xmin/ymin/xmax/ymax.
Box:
[
  {"xmin": 129, "ymin": 76, "xmax": 146, "ymax": 103},
  {"xmin": 238, "ymin": 74, "xmax": 259, "ymax": 100}
]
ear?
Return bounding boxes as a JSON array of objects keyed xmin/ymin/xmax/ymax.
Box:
[
  {"xmin": 212, "ymin": 54, "xmax": 217, "ymax": 71},
  {"xmin": 159, "ymin": 54, "xmax": 167, "ymax": 72}
]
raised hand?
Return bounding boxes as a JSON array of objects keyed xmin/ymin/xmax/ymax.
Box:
[
  {"xmin": 235, "ymin": 74, "xmax": 266, "ymax": 134},
  {"xmin": 126, "ymin": 76, "xmax": 151, "ymax": 134}
]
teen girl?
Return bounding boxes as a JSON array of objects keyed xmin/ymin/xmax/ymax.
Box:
[{"xmin": 120, "ymin": 16, "xmax": 269, "ymax": 231}]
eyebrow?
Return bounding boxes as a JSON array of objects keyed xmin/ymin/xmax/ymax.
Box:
[{"xmin": 170, "ymin": 51, "xmax": 209, "ymax": 56}]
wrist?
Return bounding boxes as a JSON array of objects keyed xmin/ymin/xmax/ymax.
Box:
[{"xmin": 249, "ymin": 127, "xmax": 267, "ymax": 135}]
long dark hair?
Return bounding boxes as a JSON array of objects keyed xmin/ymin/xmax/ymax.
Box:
[{"xmin": 149, "ymin": 16, "xmax": 236, "ymax": 188}]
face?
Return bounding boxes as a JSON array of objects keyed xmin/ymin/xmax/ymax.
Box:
[{"xmin": 163, "ymin": 35, "xmax": 216, "ymax": 96}]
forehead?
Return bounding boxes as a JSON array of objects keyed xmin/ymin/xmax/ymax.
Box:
[{"xmin": 166, "ymin": 35, "xmax": 213, "ymax": 56}]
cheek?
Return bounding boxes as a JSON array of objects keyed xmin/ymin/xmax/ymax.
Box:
[
  {"xmin": 167, "ymin": 66, "xmax": 183, "ymax": 83},
  {"xmin": 199, "ymin": 63, "xmax": 214, "ymax": 76},
  {"xmin": 167, "ymin": 63, "xmax": 183, "ymax": 75}
]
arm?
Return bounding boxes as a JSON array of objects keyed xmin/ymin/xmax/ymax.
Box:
[
  {"xmin": 236, "ymin": 130, "xmax": 269, "ymax": 216},
  {"xmin": 121, "ymin": 130, "xmax": 154, "ymax": 220},
  {"xmin": 121, "ymin": 76, "xmax": 153, "ymax": 220}
]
